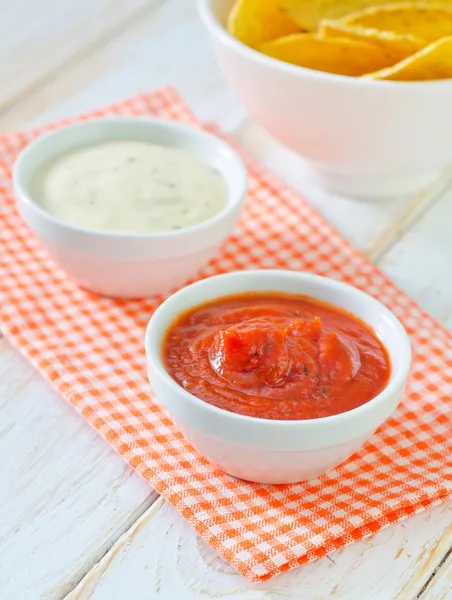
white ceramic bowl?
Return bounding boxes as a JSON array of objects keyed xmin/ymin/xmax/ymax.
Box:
[
  {"xmin": 13, "ymin": 118, "xmax": 247, "ymax": 298},
  {"xmin": 145, "ymin": 270, "xmax": 411, "ymax": 484},
  {"xmin": 199, "ymin": 0, "xmax": 452, "ymax": 198}
]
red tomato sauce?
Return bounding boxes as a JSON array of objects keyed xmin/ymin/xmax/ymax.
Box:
[{"xmin": 163, "ymin": 293, "xmax": 390, "ymax": 420}]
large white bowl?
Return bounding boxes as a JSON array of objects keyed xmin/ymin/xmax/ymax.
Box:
[
  {"xmin": 13, "ymin": 118, "xmax": 247, "ymax": 298},
  {"xmin": 145, "ymin": 270, "xmax": 411, "ymax": 484},
  {"xmin": 199, "ymin": 0, "xmax": 452, "ymax": 198}
]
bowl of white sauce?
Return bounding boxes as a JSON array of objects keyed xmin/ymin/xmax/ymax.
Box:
[{"xmin": 13, "ymin": 118, "xmax": 247, "ymax": 298}]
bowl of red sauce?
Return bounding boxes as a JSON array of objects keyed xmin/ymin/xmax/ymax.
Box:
[{"xmin": 145, "ymin": 270, "xmax": 411, "ymax": 484}]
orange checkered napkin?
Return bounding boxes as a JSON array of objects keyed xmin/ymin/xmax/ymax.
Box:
[{"xmin": 0, "ymin": 88, "xmax": 450, "ymax": 582}]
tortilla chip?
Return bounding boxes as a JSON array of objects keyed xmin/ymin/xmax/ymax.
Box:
[
  {"xmin": 364, "ymin": 35, "xmax": 452, "ymax": 80},
  {"xmin": 279, "ymin": 0, "xmax": 452, "ymax": 32},
  {"xmin": 227, "ymin": 0, "xmax": 299, "ymax": 49},
  {"xmin": 343, "ymin": 3, "xmax": 452, "ymax": 42},
  {"xmin": 260, "ymin": 34, "xmax": 401, "ymax": 76},
  {"xmin": 320, "ymin": 20, "xmax": 425, "ymax": 63}
]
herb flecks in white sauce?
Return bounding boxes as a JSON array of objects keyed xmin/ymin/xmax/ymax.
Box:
[{"xmin": 33, "ymin": 141, "xmax": 228, "ymax": 234}]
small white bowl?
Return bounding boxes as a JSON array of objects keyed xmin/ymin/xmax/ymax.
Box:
[
  {"xmin": 13, "ymin": 118, "xmax": 247, "ymax": 298},
  {"xmin": 145, "ymin": 270, "xmax": 411, "ymax": 484},
  {"xmin": 199, "ymin": 0, "xmax": 452, "ymax": 198}
]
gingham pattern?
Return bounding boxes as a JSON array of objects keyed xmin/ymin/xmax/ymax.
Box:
[{"xmin": 0, "ymin": 88, "xmax": 450, "ymax": 582}]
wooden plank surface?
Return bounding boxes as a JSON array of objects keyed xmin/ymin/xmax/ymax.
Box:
[
  {"xmin": 0, "ymin": 0, "xmax": 159, "ymax": 115},
  {"xmin": 0, "ymin": 0, "xmax": 245, "ymax": 133},
  {"xmin": 67, "ymin": 499, "xmax": 452, "ymax": 600},
  {"xmin": 0, "ymin": 339, "xmax": 158, "ymax": 599},
  {"xmin": 418, "ymin": 548, "xmax": 452, "ymax": 600},
  {"xmin": 380, "ymin": 186, "xmax": 452, "ymax": 328},
  {"xmin": 0, "ymin": 0, "xmax": 450, "ymax": 598}
]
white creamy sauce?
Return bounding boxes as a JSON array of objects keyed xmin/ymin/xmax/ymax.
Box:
[{"xmin": 33, "ymin": 141, "xmax": 228, "ymax": 233}]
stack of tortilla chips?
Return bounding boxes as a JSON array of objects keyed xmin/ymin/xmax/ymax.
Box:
[{"xmin": 228, "ymin": 1, "xmax": 452, "ymax": 80}]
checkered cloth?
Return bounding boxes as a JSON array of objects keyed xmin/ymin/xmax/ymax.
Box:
[{"xmin": 0, "ymin": 88, "xmax": 450, "ymax": 582}]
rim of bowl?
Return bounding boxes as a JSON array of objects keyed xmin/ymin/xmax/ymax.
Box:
[
  {"xmin": 198, "ymin": 0, "xmax": 452, "ymax": 90},
  {"xmin": 13, "ymin": 116, "xmax": 248, "ymax": 240},
  {"xmin": 145, "ymin": 270, "xmax": 412, "ymax": 428}
]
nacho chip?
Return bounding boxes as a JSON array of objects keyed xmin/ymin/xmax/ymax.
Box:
[
  {"xmin": 320, "ymin": 20, "xmax": 425, "ymax": 63},
  {"xmin": 343, "ymin": 3, "xmax": 452, "ymax": 42},
  {"xmin": 260, "ymin": 34, "xmax": 401, "ymax": 76},
  {"xmin": 364, "ymin": 35, "xmax": 452, "ymax": 80},
  {"xmin": 227, "ymin": 0, "xmax": 299, "ymax": 49},
  {"xmin": 279, "ymin": 0, "xmax": 452, "ymax": 32}
]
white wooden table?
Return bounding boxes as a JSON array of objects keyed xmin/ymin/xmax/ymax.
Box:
[{"xmin": 1, "ymin": 2, "xmax": 451, "ymax": 598}]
